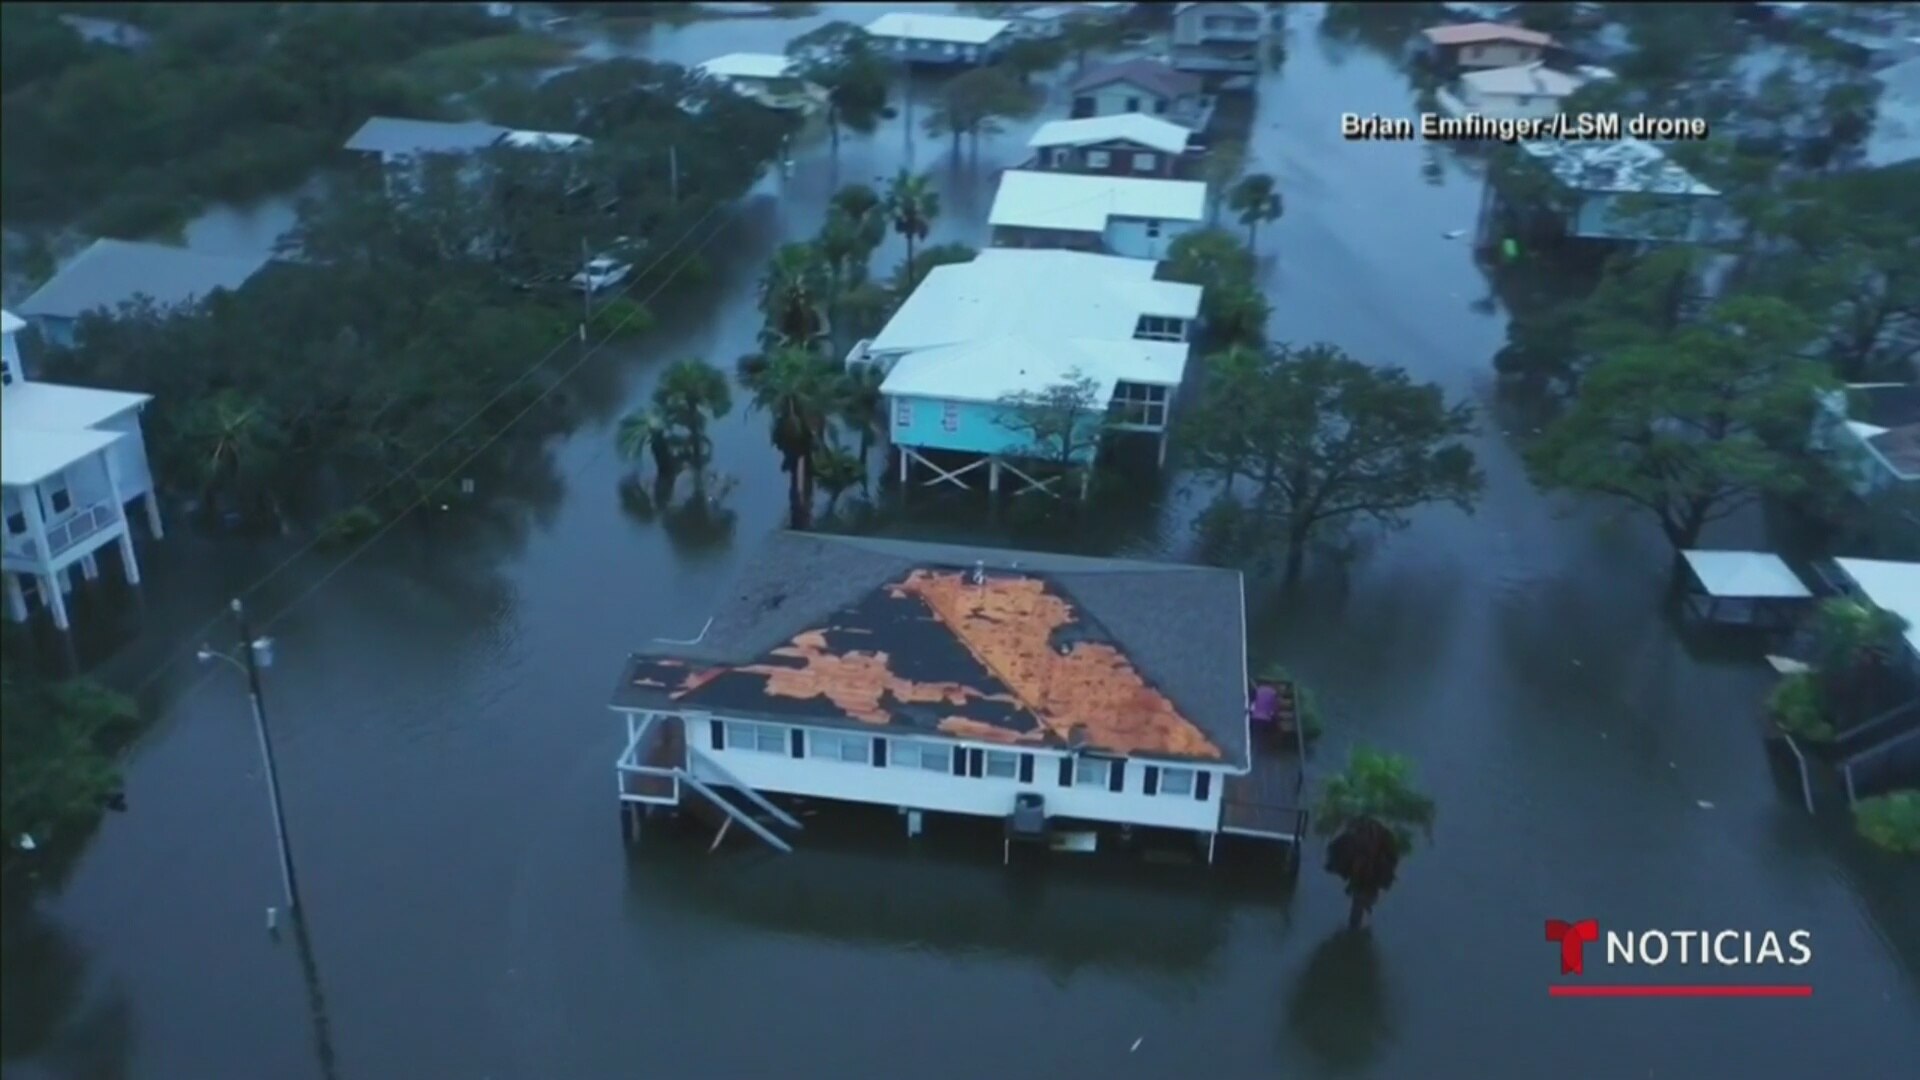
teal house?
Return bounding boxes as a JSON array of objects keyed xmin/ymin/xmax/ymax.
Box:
[{"xmin": 846, "ymin": 249, "xmax": 1202, "ymax": 496}]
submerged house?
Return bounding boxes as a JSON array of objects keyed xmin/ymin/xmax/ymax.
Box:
[
  {"xmin": 1420, "ymin": 22, "xmax": 1556, "ymax": 69},
  {"xmin": 1437, "ymin": 61, "xmax": 1597, "ymax": 120},
  {"xmin": 1500, "ymin": 138, "xmax": 1724, "ymax": 245},
  {"xmin": 1813, "ymin": 383, "xmax": 1920, "ymax": 498},
  {"xmin": 610, "ymin": 532, "xmax": 1308, "ymax": 861},
  {"xmin": 863, "ymin": 12, "xmax": 1011, "ymax": 66},
  {"xmin": 1026, "ymin": 114, "xmax": 1193, "ymax": 178},
  {"xmin": 1068, "ymin": 59, "xmax": 1213, "ymax": 133},
  {"xmin": 342, "ymin": 117, "xmax": 592, "ymax": 193},
  {"xmin": 14, "ymin": 239, "xmax": 271, "ymax": 348},
  {"xmin": 989, "ymin": 170, "xmax": 1208, "ymax": 261},
  {"xmin": 1169, "ymin": 2, "xmax": 1284, "ymax": 75},
  {"xmin": 694, "ymin": 52, "xmax": 827, "ymax": 113},
  {"xmin": 846, "ymin": 248, "xmax": 1201, "ymax": 488},
  {"xmin": 2, "ymin": 310, "xmax": 162, "ymax": 630}
]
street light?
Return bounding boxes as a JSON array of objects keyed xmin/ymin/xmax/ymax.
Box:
[{"xmin": 198, "ymin": 597, "xmax": 297, "ymax": 921}]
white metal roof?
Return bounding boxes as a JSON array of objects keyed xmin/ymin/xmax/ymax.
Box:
[
  {"xmin": 2, "ymin": 381, "xmax": 151, "ymax": 431},
  {"xmin": 989, "ymin": 170, "xmax": 1208, "ymax": 233},
  {"xmin": 871, "ymin": 248, "xmax": 1199, "ymax": 355},
  {"xmin": 1028, "ymin": 114, "xmax": 1192, "ymax": 154},
  {"xmin": 1, "ymin": 427, "xmax": 123, "ymax": 487},
  {"xmin": 498, "ymin": 130, "xmax": 591, "ymax": 150},
  {"xmin": 1681, "ymin": 550, "xmax": 1812, "ymax": 599},
  {"xmin": 1833, "ymin": 558, "xmax": 1920, "ymax": 655},
  {"xmin": 1, "ymin": 310, "xmax": 23, "ymax": 335},
  {"xmin": 1460, "ymin": 62, "xmax": 1586, "ymax": 98},
  {"xmin": 697, "ymin": 52, "xmax": 797, "ymax": 80},
  {"xmin": 865, "ymin": 12, "xmax": 1010, "ymax": 45},
  {"xmin": 1517, "ymin": 137, "xmax": 1719, "ymax": 197}
]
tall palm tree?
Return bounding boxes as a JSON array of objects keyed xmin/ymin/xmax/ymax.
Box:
[
  {"xmin": 883, "ymin": 169, "xmax": 940, "ymax": 277},
  {"xmin": 1314, "ymin": 747, "xmax": 1436, "ymax": 931},
  {"xmin": 185, "ymin": 390, "xmax": 287, "ymax": 526},
  {"xmin": 835, "ymin": 363, "xmax": 887, "ymax": 484},
  {"xmin": 757, "ymin": 243, "xmax": 831, "ymax": 351},
  {"xmin": 651, "ymin": 358, "xmax": 733, "ymax": 483},
  {"xmin": 747, "ymin": 347, "xmax": 843, "ymax": 528},
  {"xmin": 615, "ymin": 408, "xmax": 677, "ymax": 486},
  {"xmin": 812, "ymin": 437, "xmax": 864, "ymax": 517},
  {"xmin": 1229, "ymin": 172, "xmax": 1284, "ymax": 253}
]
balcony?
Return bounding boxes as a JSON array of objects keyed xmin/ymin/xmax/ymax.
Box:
[{"xmin": 4, "ymin": 501, "xmax": 117, "ymax": 563}]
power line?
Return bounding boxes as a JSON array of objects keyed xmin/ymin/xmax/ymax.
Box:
[{"xmin": 116, "ymin": 198, "xmax": 733, "ymax": 698}]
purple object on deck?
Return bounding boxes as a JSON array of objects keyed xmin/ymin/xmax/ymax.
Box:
[{"xmin": 1250, "ymin": 685, "xmax": 1278, "ymax": 723}]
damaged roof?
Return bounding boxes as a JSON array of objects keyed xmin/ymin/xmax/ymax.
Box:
[{"xmin": 612, "ymin": 533, "xmax": 1249, "ymax": 767}]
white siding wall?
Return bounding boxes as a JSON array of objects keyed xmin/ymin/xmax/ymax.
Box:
[
  {"xmin": 1473, "ymin": 89, "xmax": 1564, "ymax": 119},
  {"xmin": 1, "ymin": 331, "xmax": 21, "ymax": 385},
  {"xmin": 680, "ymin": 715, "xmax": 1223, "ymax": 832},
  {"xmin": 1458, "ymin": 42, "xmax": 1543, "ymax": 68},
  {"xmin": 1103, "ymin": 216, "xmax": 1199, "ymax": 261},
  {"xmin": 1083, "ymin": 83, "xmax": 1166, "ymax": 117},
  {"xmin": 97, "ymin": 410, "xmax": 155, "ymax": 498}
]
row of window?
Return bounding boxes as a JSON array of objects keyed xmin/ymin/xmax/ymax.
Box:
[
  {"xmin": 718, "ymin": 720, "xmax": 1207, "ymax": 799},
  {"xmin": 1049, "ymin": 147, "xmax": 1162, "ymax": 173},
  {"xmin": 4, "ymin": 472, "xmax": 72, "ymax": 536}
]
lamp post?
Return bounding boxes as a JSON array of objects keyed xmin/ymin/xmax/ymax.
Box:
[{"xmin": 198, "ymin": 597, "xmax": 338, "ymax": 1080}]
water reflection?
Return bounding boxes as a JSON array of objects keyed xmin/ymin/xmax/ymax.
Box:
[
  {"xmin": 0, "ymin": 904, "xmax": 132, "ymax": 1079},
  {"xmin": 1285, "ymin": 931, "xmax": 1392, "ymax": 1074}
]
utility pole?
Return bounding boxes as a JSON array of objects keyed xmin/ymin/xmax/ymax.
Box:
[
  {"xmin": 234, "ymin": 596, "xmax": 298, "ymax": 915},
  {"xmin": 581, "ymin": 236, "xmax": 592, "ymax": 342},
  {"xmin": 669, "ymin": 144, "xmax": 680, "ymax": 207}
]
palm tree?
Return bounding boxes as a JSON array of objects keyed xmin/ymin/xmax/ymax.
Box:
[
  {"xmin": 1201, "ymin": 140, "xmax": 1248, "ymax": 226},
  {"xmin": 185, "ymin": 390, "xmax": 287, "ymax": 527},
  {"xmin": 884, "ymin": 169, "xmax": 940, "ymax": 276},
  {"xmin": 651, "ymin": 358, "xmax": 733, "ymax": 483},
  {"xmin": 812, "ymin": 438, "xmax": 864, "ymax": 517},
  {"xmin": 747, "ymin": 347, "xmax": 843, "ymax": 528},
  {"xmin": 1229, "ymin": 172, "xmax": 1284, "ymax": 253},
  {"xmin": 758, "ymin": 243, "xmax": 831, "ymax": 350},
  {"xmin": 615, "ymin": 408, "xmax": 678, "ymax": 486},
  {"xmin": 1315, "ymin": 747, "xmax": 1436, "ymax": 931},
  {"xmin": 835, "ymin": 363, "xmax": 887, "ymax": 483}
]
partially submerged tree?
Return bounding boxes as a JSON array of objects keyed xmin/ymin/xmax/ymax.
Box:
[
  {"xmin": 650, "ymin": 358, "xmax": 733, "ymax": 483},
  {"xmin": 883, "ymin": 169, "xmax": 941, "ymax": 275},
  {"xmin": 1162, "ymin": 228, "xmax": 1267, "ymax": 349},
  {"xmin": 891, "ymin": 241, "xmax": 977, "ymax": 297},
  {"xmin": 994, "ymin": 370, "xmax": 1107, "ymax": 492},
  {"xmin": 745, "ymin": 346, "xmax": 843, "ymax": 528},
  {"xmin": 1229, "ymin": 172, "xmax": 1284, "ymax": 253},
  {"xmin": 1181, "ymin": 344, "xmax": 1483, "ymax": 582},
  {"xmin": 787, "ymin": 21, "xmax": 894, "ymax": 160},
  {"xmin": 757, "ymin": 242, "xmax": 831, "ymax": 350},
  {"xmin": 1853, "ymin": 790, "xmax": 1920, "ymax": 856},
  {"xmin": 1526, "ymin": 295, "xmax": 1828, "ymax": 551},
  {"xmin": 1198, "ymin": 140, "xmax": 1248, "ymax": 226},
  {"xmin": 1809, "ymin": 597, "xmax": 1911, "ymax": 728},
  {"xmin": 921, "ymin": 65, "xmax": 1038, "ymax": 158},
  {"xmin": 1316, "ymin": 747, "xmax": 1436, "ymax": 931}
]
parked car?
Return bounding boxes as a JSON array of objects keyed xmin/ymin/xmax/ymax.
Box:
[{"xmin": 571, "ymin": 256, "xmax": 632, "ymax": 294}]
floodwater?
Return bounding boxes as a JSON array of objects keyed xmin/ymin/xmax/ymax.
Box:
[{"xmin": 8, "ymin": 6, "xmax": 1918, "ymax": 1080}]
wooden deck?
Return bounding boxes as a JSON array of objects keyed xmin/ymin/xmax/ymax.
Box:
[
  {"xmin": 620, "ymin": 715, "xmax": 684, "ymax": 802},
  {"xmin": 1221, "ymin": 726, "xmax": 1307, "ymax": 841}
]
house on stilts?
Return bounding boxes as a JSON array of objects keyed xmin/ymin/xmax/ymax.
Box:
[
  {"xmin": 608, "ymin": 532, "xmax": 1308, "ymax": 867},
  {"xmin": 844, "ymin": 247, "xmax": 1202, "ymax": 497}
]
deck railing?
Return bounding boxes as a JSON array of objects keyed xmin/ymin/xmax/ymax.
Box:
[{"xmin": 4, "ymin": 502, "xmax": 116, "ymax": 563}]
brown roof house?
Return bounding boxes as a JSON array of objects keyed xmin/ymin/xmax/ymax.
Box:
[
  {"xmin": 1421, "ymin": 21, "xmax": 1555, "ymax": 69},
  {"xmin": 605, "ymin": 532, "xmax": 1308, "ymax": 858}
]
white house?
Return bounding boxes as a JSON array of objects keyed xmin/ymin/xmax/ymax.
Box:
[
  {"xmin": 1170, "ymin": 1, "xmax": 1283, "ymax": 74},
  {"xmin": 1027, "ymin": 114, "xmax": 1192, "ymax": 177},
  {"xmin": 988, "ymin": 170, "xmax": 1208, "ymax": 261},
  {"xmin": 694, "ymin": 52, "xmax": 827, "ymax": 112},
  {"xmin": 14, "ymin": 240, "xmax": 271, "ymax": 348},
  {"xmin": 1420, "ymin": 22, "xmax": 1556, "ymax": 69},
  {"xmin": 1513, "ymin": 138, "xmax": 1724, "ymax": 244},
  {"xmin": 2, "ymin": 310, "xmax": 163, "ymax": 630},
  {"xmin": 863, "ymin": 12, "xmax": 1010, "ymax": 66},
  {"xmin": 844, "ymin": 248, "xmax": 1201, "ymax": 490},
  {"xmin": 610, "ymin": 532, "xmax": 1305, "ymax": 861},
  {"xmin": 1068, "ymin": 59, "xmax": 1213, "ymax": 132},
  {"xmin": 1438, "ymin": 61, "xmax": 1592, "ymax": 120},
  {"xmin": 1813, "ymin": 383, "xmax": 1920, "ymax": 497},
  {"xmin": 343, "ymin": 116, "xmax": 591, "ymax": 172},
  {"xmin": 1831, "ymin": 558, "xmax": 1920, "ymax": 674}
]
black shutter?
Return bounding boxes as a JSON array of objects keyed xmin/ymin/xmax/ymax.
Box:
[
  {"xmin": 952, "ymin": 746, "xmax": 967, "ymax": 776},
  {"xmin": 709, "ymin": 720, "xmax": 724, "ymax": 751},
  {"xmin": 1018, "ymin": 754, "xmax": 1034, "ymax": 784},
  {"xmin": 873, "ymin": 738, "xmax": 887, "ymax": 768},
  {"xmin": 1195, "ymin": 771, "xmax": 1211, "ymax": 801},
  {"xmin": 1143, "ymin": 766, "xmax": 1159, "ymax": 796},
  {"xmin": 1107, "ymin": 760, "xmax": 1125, "ymax": 793},
  {"xmin": 1059, "ymin": 756, "xmax": 1074, "ymax": 787},
  {"xmin": 969, "ymin": 748, "xmax": 984, "ymax": 778},
  {"xmin": 791, "ymin": 728, "xmax": 805, "ymax": 758}
]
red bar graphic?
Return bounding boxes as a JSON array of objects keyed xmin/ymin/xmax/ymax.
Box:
[{"xmin": 1550, "ymin": 985, "xmax": 1813, "ymax": 998}]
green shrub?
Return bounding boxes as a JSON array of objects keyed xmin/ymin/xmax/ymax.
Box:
[
  {"xmin": 1768, "ymin": 673, "xmax": 1833, "ymax": 742},
  {"xmin": 1853, "ymin": 790, "xmax": 1920, "ymax": 856},
  {"xmin": 588, "ymin": 296, "xmax": 654, "ymax": 339},
  {"xmin": 319, "ymin": 504, "xmax": 382, "ymax": 548}
]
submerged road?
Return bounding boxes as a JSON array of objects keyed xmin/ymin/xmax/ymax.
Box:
[{"xmin": 10, "ymin": 5, "xmax": 1917, "ymax": 1080}]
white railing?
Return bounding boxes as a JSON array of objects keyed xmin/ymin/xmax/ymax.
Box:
[{"xmin": 4, "ymin": 502, "xmax": 116, "ymax": 562}]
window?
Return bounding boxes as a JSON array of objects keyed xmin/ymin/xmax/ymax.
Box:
[
  {"xmin": 1125, "ymin": 96, "xmax": 1141, "ymax": 112},
  {"xmin": 893, "ymin": 739, "xmax": 953, "ymax": 773},
  {"xmin": 1086, "ymin": 149, "xmax": 1111, "ymax": 168},
  {"xmin": 895, "ymin": 400, "xmax": 913, "ymax": 429},
  {"xmin": 1144, "ymin": 218, "xmax": 1163, "ymax": 238},
  {"xmin": 943, "ymin": 41, "xmax": 957, "ymax": 56},
  {"xmin": 1158, "ymin": 767, "xmax": 1196, "ymax": 797},
  {"xmin": 1154, "ymin": 98, "xmax": 1169, "ymax": 115},
  {"xmin": 1134, "ymin": 315, "xmax": 1185, "ymax": 341},
  {"xmin": 1108, "ymin": 381, "xmax": 1169, "ymax": 427},
  {"xmin": 1072, "ymin": 95, "xmax": 1096, "ymax": 118},
  {"xmin": 5, "ymin": 510, "xmax": 23, "ymax": 536},
  {"xmin": 1074, "ymin": 756, "xmax": 1111, "ymax": 787},
  {"xmin": 726, "ymin": 721, "xmax": 787, "ymax": 754},
  {"xmin": 1132, "ymin": 152, "xmax": 1158, "ymax": 172},
  {"xmin": 1515, "ymin": 94, "xmax": 1533, "ymax": 106},
  {"xmin": 941, "ymin": 401, "xmax": 960, "ymax": 432},
  {"xmin": 41, "ymin": 473, "xmax": 71, "ymax": 518},
  {"xmin": 810, "ymin": 729, "xmax": 870, "ymax": 764},
  {"xmin": 1051, "ymin": 147, "xmax": 1072, "ymax": 167},
  {"xmin": 985, "ymin": 750, "xmax": 1019, "ymax": 779}
]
